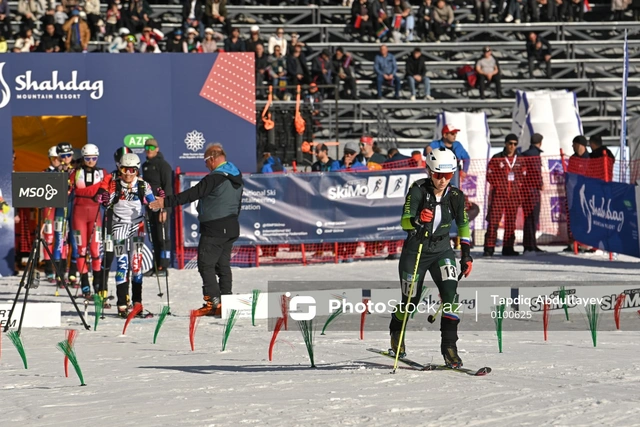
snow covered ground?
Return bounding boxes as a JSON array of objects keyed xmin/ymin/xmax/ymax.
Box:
[{"xmin": 1, "ymin": 247, "xmax": 640, "ymax": 426}]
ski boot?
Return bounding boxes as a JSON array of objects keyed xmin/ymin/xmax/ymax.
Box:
[
  {"xmin": 117, "ymin": 305, "xmax": 129, "ymax": 318},
  {"xmin": 389, "ymin": 331, "xmax": 406, "ymax": 358},
  {"xmin": 133, "ymin": 302, "xmax": 153, "ymax": 319},
  {"xmin": 193, "ymin": 296, "xmax": 221, "ymax": 317},
  {"xmin": 442, "ymin": 345, "xmax": 463, "ymax": 369},
  {"xmin": 98, "ymin": 290, "xmax": 112, "ymax": 309},
  {"xmin": 80, "ymin": 273, "xmax": 92, "ymax": 299}
]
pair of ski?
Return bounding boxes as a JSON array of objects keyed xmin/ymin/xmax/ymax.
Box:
[{"xmin": 367, "ymin": 348, "xmax": 491, "ymax": 376}]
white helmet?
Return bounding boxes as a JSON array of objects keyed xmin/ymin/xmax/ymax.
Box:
[
  {"xmin": 81, "ymin": 143, "xmax": 100, "ymax": 157},
  {"xmin": 48, "ymin": 146, "xmax": 58, "ymax": 157},
  {"xmin": 426, "ymin": 147, "xmax": 457, "ymax": 173},
  {"xmin": 120, "ymin": 153, "xmax": 141, "ymax": 169}
]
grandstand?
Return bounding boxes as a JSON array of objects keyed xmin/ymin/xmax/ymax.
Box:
[{"xmin": 2, "ymin": 1, "xmax": 638, "ymax": 153}]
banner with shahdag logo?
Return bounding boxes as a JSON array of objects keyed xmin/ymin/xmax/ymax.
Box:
[
  {"xmin": 0, "ymin": 54, "xmax": 257, "ymax": 277},
  {"xmin": 180, "ymin": 170, "xmax": 424, "ymax": 247},
  {"xmin": 565, "ymin": 172, "xmax": 639, "ymax": 258}
]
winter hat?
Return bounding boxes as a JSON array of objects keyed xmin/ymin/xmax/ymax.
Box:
[{"xmin": 344, "ymin": 142, "xmax": 359, "ymax": 154}]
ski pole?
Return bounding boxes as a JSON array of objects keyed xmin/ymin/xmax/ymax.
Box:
[
  {"xmin": 144, "ymin": 211, "xmax": 164, "ymax": 298},
  {"xmin": 427, "ymin": 272, "xmax": 464, "ymax": 324},
  {"xmin": 159, "ymin": 208, "xmax": 171, "ymax": 314},
  {"xmin": 392, "ymin": 234, "xmax": 425, "ymax": 374}
]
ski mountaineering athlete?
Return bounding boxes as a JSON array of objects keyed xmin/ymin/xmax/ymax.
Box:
[
  {"xmin": 390, "ymin": 147, "xmax": 473, "ymax": 368},
  {"xmin": 42, "ymin": 146, "xmax": 61, "ymax": 281},
  {"xmin": 51, "ymin": 142, "xmax": 75, "ymax": 288},
  {"xmin": 96, "ymin": 153, "xmax": 159, "ymax": 318},
  {"xmin": 69, "ymin": 143, "xmax": 109, "ymax": 298}
]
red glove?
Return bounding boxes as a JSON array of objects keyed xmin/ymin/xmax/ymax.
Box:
[{"xmin": 420, "ymin": 209, "xmax": 434, "ymax": 223}]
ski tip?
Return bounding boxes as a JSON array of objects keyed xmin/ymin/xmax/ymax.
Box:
[{"xmin": 475, "ymin": 367, "xmax": 492, "ymax": 375}]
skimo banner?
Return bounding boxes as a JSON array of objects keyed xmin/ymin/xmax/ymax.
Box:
[
  {"xmin": 180, "ymin": 170, "xmax": 428, "ymax": 247},
  {"xmin": 565, "ymin": 172, "xmax": 640, "ymax": 258}
]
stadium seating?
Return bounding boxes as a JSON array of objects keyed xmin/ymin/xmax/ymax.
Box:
[{"xmin": 4, "ymin": 2, "xmax": 638, "ymax": 150}]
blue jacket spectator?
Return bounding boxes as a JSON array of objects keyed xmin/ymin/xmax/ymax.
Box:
[
  {"xmin": 261, "ymin": 145, "xmax": 284, "ymax": 173},
  {"xmin": 374, "ymin": 45, "xmax": 402, "ymax": 99},
  {"xmin": 338, "ymin": 141, "xmax": 367, "ymax": 171},
  {"xmin": 424, "ymin": 125, "xmax": 471, "ymax": 173},
  {"xmin": 384, "ymin": 148, "xmax": 416, "ymax": 168},
  {"xmin": 312, "ymin": 143, "xmax": 340, "ymax": 171}
]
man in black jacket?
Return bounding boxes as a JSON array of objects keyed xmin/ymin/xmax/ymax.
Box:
[
  {"xmin": 183, "ymin": 0, "xmax": 205, "ymax": 38},
  {"xmin": 520, "ymin": 133, "xmax": 544, "ymax": 255},
  {"xmin": 406, "ymin": 48, "xmax": 432, "ymax": 101},
  {"xmin": 142, "ymin": 138, "xmax": 174, "ymax": 277},
  {"xmin": 588, "ymin": 135, "xmax": 615, "ymax": 181},
  {"xmin": 149, "ymin": 143, "xmax": 243, "ymax": 317},
  {"xmin": 526, "ymin": 32, "xmax": 551, "ymax": 78},
  {"xmin": 332, "ymin": 47, "xmax": 358, "ymax": 100},
  {"xmin": 286, "ymin": 44, "xmax": 310, "ymax": 89}
]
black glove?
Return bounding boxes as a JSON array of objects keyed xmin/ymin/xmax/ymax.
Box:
[
  {"xmin": 409, "ymin": 217, "xmax": 428, "ymax": 239},
  {"xmin": 460, "ymin": 242, "xmax": 473, "ymax": 278}
]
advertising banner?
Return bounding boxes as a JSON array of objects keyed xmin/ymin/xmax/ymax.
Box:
[
  {"xmin": 565, "ymin": 172, "xmax": 639, "ymax": 257},
  {"xmin": 180, "ymin": 170, "xmax": 427, "ymax": 247},
  {"xmin": 0, "ymin": 53, "xmax": 255, "ymax": 276}
]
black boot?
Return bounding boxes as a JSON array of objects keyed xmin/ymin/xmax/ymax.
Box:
[
  {"xmin": 44, "ymin": 260, "xmax": 55, "ymax": 281},
  {"xmin": 442, "ymin": 345, "xmax": 463, "ymax": 368},
  {"xmin": 92, "ymin": 270, "xmax": 102, "ymax": 294},
  {"xmin": 441, "ymin": 317, "xmax": 462, "ymax": 368},
  {"xmin": 389, "ymin": 311, "xmax": 406, "ymax": 357},
  {"xmin": 116, "ymin": 282, "xmax": 129, "ymax": 308},
  {"xmin": 55, "ymin": 260, "xmax": 66, "ymax": 283},
  {"xmin": 132, "ymin": 281, "xmax": 142, "ymax": 305},
  {"xmin": 502, "ymin": 247, "xmax": 520, "ymax": 256},
  {"xmin": 68, "ymin": 262, "xmax": 78, "ymax": 285},
  {"xmin": 80, "ymin": 273, "xmax": 91, "ymax": 298}
]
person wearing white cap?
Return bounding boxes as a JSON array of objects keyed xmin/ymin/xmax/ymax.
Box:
[
  {"xmin": 200, "ymin": 27, "xmax": 215, "ymax": 52},
  {"xmin": 245, "ymin": 24, "xmax": 264, "ymax": 53},
  {"xmin": 183, "ymin": 26, "xmax": 202, "ymax": 53}
]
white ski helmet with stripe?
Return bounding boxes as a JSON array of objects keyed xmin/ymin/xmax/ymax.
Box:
[
  {"xmin": 426, "ymin": 147, "xmax": 457, "ymax": 173},
  {"xmin": 120, "ymin": 153, "xmax": 141, "ymax": 169},
  {"xmin": 48, "ymin": 146, "xmax": 58, "ymax": 157},
  {"xmin": 81, "ymin": 143, "xmax": 100, "ymax": 157}
]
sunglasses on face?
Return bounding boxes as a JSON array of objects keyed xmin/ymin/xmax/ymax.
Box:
[
  {"xmin": 120, "ymin": 166, "xmax": 137, "ymax": 175},
  {"xmin": 345, "ymin": 151, "xmax": 356, "ymax": 156},
  {"xmin": 60, "ymin": 153, "xmax": 73, "ymax": 159},
  {"xmin": 506, "ymin": 142, "xmax": 518, "ymax": 146},
  {"xmin": 84, "ymin": 156, "xmax": 98, "ymax": 162},
  {"xmin": 204, "ymin": 155, "xmax": 213, "ymax": 163},
  {"xmin": 144, "ymin": 145, "xmax": 157, "ymax": 151},
  {"xmin": 432, "ymin": 171, "xmax": 454, "ymax": 180}
]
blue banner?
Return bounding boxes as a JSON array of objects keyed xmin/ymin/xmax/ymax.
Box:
[
  {"xmin": 566, "ymin": 172, "xmax": 639, "ymax": 257},
  {"xmin": 0, "ymin": 53, "xmax": 255, "ymax": 276},
  {"xmin": 180, "ymin": 170, "xmax": 428, "ymax": 246}
]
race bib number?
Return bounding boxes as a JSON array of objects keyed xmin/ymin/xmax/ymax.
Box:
[
  {"xmin": 74, "ymin": 232, "xmax": 82, "ymax": 246},
  {"xmin": 115, "ymin": 244, "xmax": 125, "ymax": 256},
  {"xmin": 508, "ymin": 172, "xmax": 515, "ymax": 182},
  {"xmin": 105, "ymin": 236, "xmax": 114, "ymax": 253},
  {"xmin": 133, "ymin": 238, "xmax": 144, "ymax": 253},
  {"xmin": 54, "ymin": 220, "xmax": 63, "ymax": 233},
  {"xmin": 95, "ymin": 227, "xmax": 102, "ymax": 243},
  {"xmin": 439, "ymin": 260, "xmax": 457, "ymax": 281},
  {"xmin": 401, "ymin": 273, "xmax": 419, "ymax": 297},
  {"xmin": 43, "ymin": 222, "xmax": 53, "ymax": 235}
]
